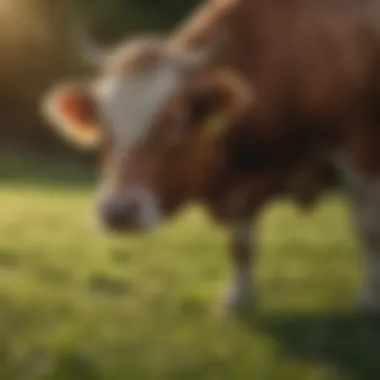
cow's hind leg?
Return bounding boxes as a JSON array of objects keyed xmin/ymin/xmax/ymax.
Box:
[
  {"xmin": 353, "ymin": 198, "xmax": 380, "ymax": 312},
  {"xmin": 338, "ymin": 155, "xmax": 380, "ymax": 312},
  {"xmin": 223, "ymin": 220, "xmax": 255, "ymax": 312}
]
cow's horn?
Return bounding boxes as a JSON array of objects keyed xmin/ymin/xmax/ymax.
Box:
[
  {"xmin": 168, "ymin": 30, "xmax": 227, "ymax": 70},
  {"xmin": 67, "ymin": 1, "xmax": 108, "ymax": 68},
  {"xmin": 72, "ymin": 21, "xmax": 108, "ymax": 67},
  {"xmin": 169, "ymin": 0, "xmax": 237, "ymax": 50}
]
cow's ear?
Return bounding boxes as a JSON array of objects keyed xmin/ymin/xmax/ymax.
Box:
[
  {"xmin": 188, "ymin": 68, "xmax": 254, "ymax": 138},
  {"xmin": 41, "ymin": 83, "xmax": 101, "ymax": 149}
]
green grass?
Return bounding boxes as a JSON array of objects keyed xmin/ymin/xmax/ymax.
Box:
[{"xmin": 0, "ymin": 155, "xmax": 379, "ymax": 380}]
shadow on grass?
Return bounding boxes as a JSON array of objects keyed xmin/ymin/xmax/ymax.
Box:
[{"xmin": 241, "ymin": 311, "xmax": 380, "ymax": 379}]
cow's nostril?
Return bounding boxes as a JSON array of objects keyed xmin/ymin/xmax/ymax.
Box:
[
  {"xmin": 102, "ymin": 205, "xmax": 127, "ymax": 229},
  {"xmin": 99, "ymin": 197, "xmax": 141, "ymax": 230}
]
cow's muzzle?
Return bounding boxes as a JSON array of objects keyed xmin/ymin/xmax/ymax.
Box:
[{"xmin": 96, "ymin": 185, "xmax": 161, "ymax": 232}]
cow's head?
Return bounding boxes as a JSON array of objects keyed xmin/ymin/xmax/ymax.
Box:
[{"xmin": 42, "ymin": 35, "xmax": 254, "ymax": 232}]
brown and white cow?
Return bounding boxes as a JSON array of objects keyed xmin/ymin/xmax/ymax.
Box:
[{"xmin": 42, "ymin": 0, "xmax": 380, "ymax": 311}]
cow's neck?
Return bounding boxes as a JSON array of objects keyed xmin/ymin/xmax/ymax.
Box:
[{"xmin": 194, "ymin": 140, "xmax": 264, "ymax": 222}]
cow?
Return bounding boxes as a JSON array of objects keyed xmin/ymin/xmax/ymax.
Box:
[{"xmin": 41, "ymin": 0, "xmax": 380, "ymax": 312}]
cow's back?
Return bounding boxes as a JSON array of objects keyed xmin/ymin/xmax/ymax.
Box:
[{"xmin": 224, "ymin": 0, "xmax": 380, "ymax": 140}]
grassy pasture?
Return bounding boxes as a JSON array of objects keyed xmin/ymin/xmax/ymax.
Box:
[{"xmin": 0, "ymin": 155, "xmax": 379, "ymax": 380}]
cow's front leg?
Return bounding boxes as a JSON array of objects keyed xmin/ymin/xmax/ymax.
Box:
[{"xmin": 223, "ymin": 219, "xmax": 255, "ymax": 311}]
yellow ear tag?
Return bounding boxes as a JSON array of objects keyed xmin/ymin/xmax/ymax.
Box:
[{"xmin": 205, "ymin": 111, "xmax": 226, "ymax": 138}]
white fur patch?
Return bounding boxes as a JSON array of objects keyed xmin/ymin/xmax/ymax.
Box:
[
  {"xmin": 92, "ymin": 62, "xmax": 183, "ymax": 229},
  {"xmin": 94, "ymin": 62, "xmax": 184, "ymax": 151}
]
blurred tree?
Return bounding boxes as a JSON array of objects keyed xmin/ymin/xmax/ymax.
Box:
[
  {"xmin": 0, "ymin": 0, "xmax": 86, "ymax": 154},
  {"xmin": 77, "ymin": 0, "xmax": 201, "ymax": 43},
  {"xmin": 0, "ymin": 0, "xmax": 201, "ymax": 154}
]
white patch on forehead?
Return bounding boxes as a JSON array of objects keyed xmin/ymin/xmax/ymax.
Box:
[{"xmin": 95, "ymin": 62, "xmax": 183, "ymax": 151}]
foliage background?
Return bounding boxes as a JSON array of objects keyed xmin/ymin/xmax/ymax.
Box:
[{"xmin": 0, "ymin": 0, "xmax": 200, "ymax": 156}]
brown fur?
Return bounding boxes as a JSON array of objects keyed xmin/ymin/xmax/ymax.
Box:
[
  {"xmin": 142, "ymin": 0, "xmax": 380, "ymax": 220},
  {"xmin": 99, "ymin": 65, "xmax": 329, "ymax": 223},
  {"xmin": 169, "ymin": 0, "xmax": 380, "ymax": 161}
]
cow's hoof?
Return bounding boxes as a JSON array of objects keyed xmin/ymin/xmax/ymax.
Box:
[{"xmin": 221, "ymin": 287, "xmax": 255, "ymax": 314}]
